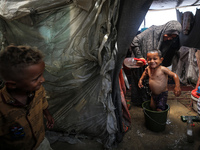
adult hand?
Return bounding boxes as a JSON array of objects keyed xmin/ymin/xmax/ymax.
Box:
[{"xmin": 136, "ymin": 58, "xmax": 146, "ymax": 67}]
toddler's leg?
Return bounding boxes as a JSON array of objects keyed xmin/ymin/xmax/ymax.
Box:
[
  {"xmin": 150, "ymin": 97, "xmax": 156, "ymax": 111},
  {"xmin": 156, "ymin": 108, "xmax": 163, "ymax": 111}
]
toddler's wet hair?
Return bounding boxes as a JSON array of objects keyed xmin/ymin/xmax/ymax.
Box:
[{"xmin": 147, "ymin": 49, "xmax": 162, "ymax": 58}]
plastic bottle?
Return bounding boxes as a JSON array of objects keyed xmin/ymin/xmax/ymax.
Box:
[{"xmin": 187, "ymin": 116, "xmax": 194, "ymax": 143}]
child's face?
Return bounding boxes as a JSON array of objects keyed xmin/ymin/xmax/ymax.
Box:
[
  {"xmin": 15, "ymin": 61, "xmax": 45, "ymax": 92},
  {"xmin": 146, "ymin": 52, "xmax": 163, "ymax": 69}
]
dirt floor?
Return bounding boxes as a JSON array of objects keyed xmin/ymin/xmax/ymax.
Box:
[{"xmin": 51, "ymin": 85, "xmax": 200, "ymax": 150}]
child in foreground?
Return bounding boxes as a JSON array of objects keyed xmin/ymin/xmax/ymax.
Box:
[
  {"xmin": 138, "ymin": 49, "xmax": 181, "ymax": 111},
  {"xmin": 0, "ymin": 45, "xmax": 54, "ymax": 150}
]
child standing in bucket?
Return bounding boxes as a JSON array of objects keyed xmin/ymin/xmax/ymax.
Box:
[
  {"xmin": 0, "ymin": 44, "xmax": 54, "ymax": 150},
  {"xmin": 138, "ymin": 49, "xmax": 181, "ymax": 111}
]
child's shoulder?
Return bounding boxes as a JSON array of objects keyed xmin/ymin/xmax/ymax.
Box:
[
  {"xmin": 160, "ymin": 65, "xmax": 172, "ymax": 74},
  {"xmin": 160, "ymin": 65, "xmax": 168, "ymax": 70}
]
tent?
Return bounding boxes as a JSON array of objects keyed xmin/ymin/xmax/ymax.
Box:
[{"xmin": 1, "ymin": 0, "xmax": 200, "ymax": 148}]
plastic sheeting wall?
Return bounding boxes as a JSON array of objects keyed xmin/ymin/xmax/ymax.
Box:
[{"xmin": 0, "ymin": 0, "xmax": 119, "ymax": 147}]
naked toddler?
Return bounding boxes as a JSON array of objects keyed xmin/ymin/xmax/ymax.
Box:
[{"xmin": 138, "ymin": 49, "xmax": 181, "ymax": 111}]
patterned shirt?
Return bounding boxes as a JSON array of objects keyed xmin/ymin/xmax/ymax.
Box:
[{"xmin": 0, "ymin": 85, "xmax": 48, "ymax": 150}]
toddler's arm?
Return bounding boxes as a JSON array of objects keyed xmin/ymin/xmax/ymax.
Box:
[
  {"xmin": 138, "ymin": 67, "xmax": 148, "ymax": 88},
  {"xmin": 163, "ymin": 67, "xmax": 181, "ymax": 97},
  {"xmin": 136, "ymin": 58, "xmax": 146, "ymax": 67},
  {"xmin": 172, "ymin": 74, "xmax": 181, "ymax": 97},
  {"xmin": 43, "ymin": 108, "xmax": 55, "ymax": 129}
]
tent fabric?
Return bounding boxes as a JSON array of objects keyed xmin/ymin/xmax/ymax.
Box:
[
  {"xmin": 177, "ymin": 9, "xmax": 200, "ymax": 49},
  {"xmin": 111, "ymin": 0, "xmax": 153, "ymax": 142},
  {"xmin": 0, "ymin": 0, "xmax": 73, "ymax": 20},
  {"xmin": 0, "ymin": 0, "xmax": 152, "ymax": 148}
]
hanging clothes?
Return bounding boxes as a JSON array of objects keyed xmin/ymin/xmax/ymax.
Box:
[
  {"xmin": 172, "ymin": 46, "xmax": 198, "ymax": 85},
  {"xmin": 119, "ymin": 69, "xmax": 131, "ymax": 132}
]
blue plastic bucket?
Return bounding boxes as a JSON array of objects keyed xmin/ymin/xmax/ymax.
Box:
[{"xmin": 142, "ymin": 100, "xmax": 170, "ymax": 132}]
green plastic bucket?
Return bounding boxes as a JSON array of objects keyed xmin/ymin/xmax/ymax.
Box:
[{"xmin": 142, "ymin": 100, "xmax": 170, "ymax": 132}]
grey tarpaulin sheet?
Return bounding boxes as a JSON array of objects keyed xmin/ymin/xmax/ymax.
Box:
[{"xmin": 0, "ymin": 0, "xmax": 119, "ymax": 147}]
